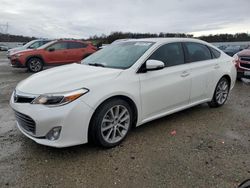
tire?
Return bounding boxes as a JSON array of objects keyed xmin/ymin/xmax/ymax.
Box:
[
  {"xmin": 27, "ymin": 57, "xmax": 43, "ymax": 72},
  {"xmin": 89, "ymin": 99, "xmax": 133, "ymax": 148},
  {"xmin": 208, "ymin": 77, "xmax": 230, "ymax": 108}
]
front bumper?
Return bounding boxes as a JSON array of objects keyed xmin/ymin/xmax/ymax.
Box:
[
  {"xmin": 10, "ymin": 93, "xmax": 94, "ymax": 148},
  {"xmin": 9, "ymin": 58, "xmax": 25, "ymax": 68},
  {"xmin": 237, "ymin": 71, "xmax": 250, "ymax": 79}
]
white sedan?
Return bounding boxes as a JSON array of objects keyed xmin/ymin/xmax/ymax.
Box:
[{"xmin": 10, "ymin": 38, "xmax": 236, "ymax": 148}]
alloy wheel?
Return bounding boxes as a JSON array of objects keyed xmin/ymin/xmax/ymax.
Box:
[
  {"xmin": 29, "ymin": 59, "xmax": 42, "ymax": 72},
  {"xmin": 215, "ymin": 79, "xmax": 229, "ymax": 105},
  {"xmin": 101, "ymin": 105, "xmax": 130, "ymax": 144}
]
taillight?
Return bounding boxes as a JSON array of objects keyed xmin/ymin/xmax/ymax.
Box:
[
  {"xmin": 87, "ymin": 44, "xmax": 96, "ymax": 50},
  {"xmin": 91, "ymin": 45, "xmax": 97, "ymax": 51}
]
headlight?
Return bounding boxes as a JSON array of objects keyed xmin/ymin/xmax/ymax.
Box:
[
  {"xmin": 12, "ymin": 53, "xmax": 22, "ymax": 58},
  {"xmin": 233, "ymin": 54, "xmax": 238, "ymax": 60},
  {"xmin": 32, "ymin": 88, "xmax": 89, "ymax": 106}
]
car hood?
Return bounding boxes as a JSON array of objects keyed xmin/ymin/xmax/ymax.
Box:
[
  {"xmin": 16, "ymin": 63, "xmax": 122, "ymax": 94},
  {"xmin": 237, "ymin": 49, "xmax": 250, "ymax": 57}
]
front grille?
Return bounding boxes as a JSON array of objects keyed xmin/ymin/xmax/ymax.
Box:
[
  {"xmin": 15, "ymin": 111, "xmax": 36, "ymax": 134},
  {"xmin": 240, "ymin": 63, "xmax": 250, "ymax": 69},
  {"xmin": 240, "ymin": 56, "xmax": 250, "ymax": 62}
]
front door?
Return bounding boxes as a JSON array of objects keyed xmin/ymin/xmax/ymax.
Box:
[
  {"xmin": 44, "ymin": 42, "xmax": 69, "ymax": 64},
  {"xmin": 139, "ymin": 42, "xmax": 191, "ymax": 122}
]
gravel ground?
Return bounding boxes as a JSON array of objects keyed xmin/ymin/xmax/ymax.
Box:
[{"xmin": 0, "ymin": 51, "xmax": 250, "ymax": 188}]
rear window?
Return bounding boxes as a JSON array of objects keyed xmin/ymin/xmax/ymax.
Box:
[
  {"xmin": 209, "ymin": 47, "xmax": 221, "ymax": 59},
  {"xmin": 184, "ymin": 42, "xmax": 212, "ymax": 63}
]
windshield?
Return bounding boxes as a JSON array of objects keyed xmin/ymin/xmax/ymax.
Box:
[
  {"xmin": 38, "ymin": 41, "xmax": 56, "ymax": 49},
  {"xmin": 82, "ymin": 41, "xmax": 154, "ymax": 69},
  {"xmin": 23, "ymin": 40, "xmax": 37, "ymax": 48}
]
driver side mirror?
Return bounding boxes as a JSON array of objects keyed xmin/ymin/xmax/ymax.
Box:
[
  {"xmin": 48, "ymin": 48, "xmax": 55, "ymax": 52},
  {"xmin": 146, "ymin": 60, "xmax": 165, "ymax": 71}
]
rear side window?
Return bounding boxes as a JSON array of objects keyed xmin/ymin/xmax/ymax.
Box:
[
  {"xmin": 68, "ymin": 42, "xmax": 88, "ymax": 49},
  {"xmin": 149, "ymin": 43, "xmax": 185, "ymax": 67},
  {"xmin": 209, "ymin": 47, "xmax": 221, "ymax": 58},
  {"xmin": 184, "ymin": 42, "xmax": 212, "ymax": 63}
]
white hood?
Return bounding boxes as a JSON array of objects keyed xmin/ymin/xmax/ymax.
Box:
[{"xmin": 17, "ymin": 64, "xmax": 122, "ymax": 94}]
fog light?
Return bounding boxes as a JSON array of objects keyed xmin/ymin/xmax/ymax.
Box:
[{"xmin": 46, "ymin": 127, "xmax": 61, "ymax": 141}]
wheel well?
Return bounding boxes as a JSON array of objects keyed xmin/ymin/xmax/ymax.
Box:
[
  {"xmin": 26, "ymin": 56, "xmax": 44, "ymax": 66},
  {"xmin": 222, "ymin": 75, "xmax": 231, "ymax": 88},
  {"xmin": 88, "ymin": 95, "xmax": 138, "ymax": 140}
]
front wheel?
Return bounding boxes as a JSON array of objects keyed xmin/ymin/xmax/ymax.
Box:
[
  {"xmin": 27, "ymin": 58, "xmax": 43, "ymax": 72},
  {"xmin": 89, "ymin": 99, "xmax": 132, "ymax": 148},
  {"xmin": 208, "ymin": 77, "xmax": 230, "ymax": 108}
]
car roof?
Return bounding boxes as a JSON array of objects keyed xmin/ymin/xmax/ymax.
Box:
[
  {"xmin": 238, "ymin": 49, "xmax": 250, "ymax": 56},
  {"xmin": 117, "ymin": 37, "xmax": 208, "ymax": 44},
  {"xmin": 56, "ymin": 39, "xmax": 86, "ymax": 43},
  {"xmin": 31, "ymin": 39, "xmax": 50, "ymax": 42}
]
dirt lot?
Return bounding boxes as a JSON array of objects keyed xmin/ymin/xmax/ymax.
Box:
[{"xmin": 0, "ymin": 51, "xmax": 250, "ymax": 188}]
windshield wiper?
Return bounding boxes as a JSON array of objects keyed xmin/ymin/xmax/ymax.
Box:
[{"xmin": 88, "ymin": 63, "xmax": 105, "ymax": 67}]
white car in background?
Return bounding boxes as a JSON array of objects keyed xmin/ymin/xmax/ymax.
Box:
[
  {"xmin": 10, "ymin": 38, "xmax": 236, "ymax": 148},
  {"xmin": 7, "ymin": 39, "xmax": 51, "ymax": 58},
  {"xmin": 0, "ymin": 44, "xmax": 10, "ymax": 51}
]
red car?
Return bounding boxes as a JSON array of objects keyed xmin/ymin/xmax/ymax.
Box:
[
  {"xmin": 234, "ymin": 49, "xmax": 250, "ymax": 80},
  {"xmin": 10, "ymin": 40, "xmax": 97, "ymax": 72}
]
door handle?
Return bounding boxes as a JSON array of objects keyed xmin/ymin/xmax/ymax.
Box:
[
  {"xmin": 214, "ymin": 64, "xmax": 220, "ymax": 69},
  {"xmin": 181, "ymin": 71, "xmax": 190, "ymax": 77}
]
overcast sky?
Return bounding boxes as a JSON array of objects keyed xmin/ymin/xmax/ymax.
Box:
[{"xmin": 0, "ymin": 0, "xmax": 250, "ymax": 39}]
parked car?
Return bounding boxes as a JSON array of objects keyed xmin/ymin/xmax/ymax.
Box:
[
  {"xmin": 9, "ymin": 40, "xmax": 97, "ymax": 72},
  {"xmin": 0, "ymin": 44, "xmax": 10, "ymax": 51},
  {"xmin": 217, "ymin": 45, "xmax": 227, "ymax": 51},
  {"xmin": 7, "ymin": 39, "xmax": 51, "ymax": 58},
  {"xmin": 10, "ymin": 38, "xmax": 236, "ymax": 148},
  {"xmin": 233, "ymin": 49, "xmax": 250, "ymax": 80},
  {"xmin": 223, "ymin": 45, "xmax": 244, "ymax": 57},
  {"xmin": 99, "ymin": 44, "xmax": 109, "ymax": 49}
]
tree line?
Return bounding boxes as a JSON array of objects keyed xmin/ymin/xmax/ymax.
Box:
[
  {"xmin": 0, "ymin": 33, "xmax": 36, "ymax": 42},
  {"xmin": 1, "ymin": 31, "xmax": 250, "ymax": 45},
  {"xmin": 88, "ymin": 32, "xmax": 250, "ymax": 47},
  {"xmin": 88, "ymin": 32, "xmax": 193, "ymax": 47},
  {"xmin": 199, "ymin": 33, "xmax": 250, "ymax": 43}
]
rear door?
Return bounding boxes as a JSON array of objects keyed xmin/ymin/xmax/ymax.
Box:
[
  {"xmin": 44, "ymin": 42, "xmax": 69, "ymax": 64},
  {"xmin": 67, "ymin": 42, "xmax": 88, "ymax": 63},
  {"xmin": 139, "ymin": 42, "xmax": 192, "ymax": 121},
  {"xmin": 183, "ymin": 42, "xmax": 218, "ymax": 103}
]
